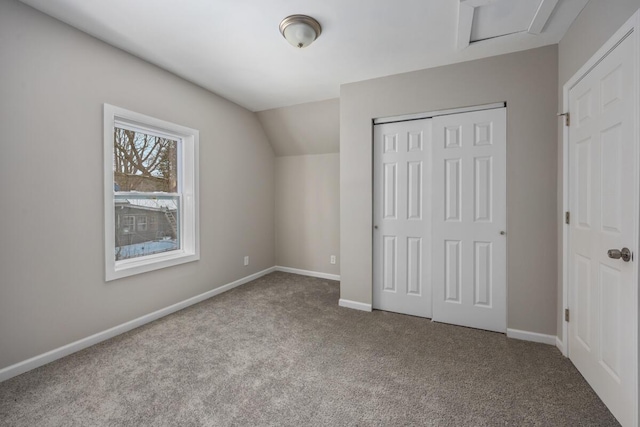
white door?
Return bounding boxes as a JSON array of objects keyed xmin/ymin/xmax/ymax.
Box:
[
  {"xmin": 568, "ymin": 30, "xmax": 637, "ymax": 427},
  {"xmin": 373, "ymin": 119, "xmax": 432, "ymax": 318},
  {"xmin": 431, "ymin": 108, "xmax": 507, "ymax": 333}
]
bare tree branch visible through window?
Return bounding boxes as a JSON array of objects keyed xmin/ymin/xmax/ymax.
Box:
[{"xmin": 113, "ymin": 127, "xmax": 177, "ymax": 192}]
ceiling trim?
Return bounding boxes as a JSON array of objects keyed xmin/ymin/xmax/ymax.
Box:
[
  {"xmin": 457, "ymin": 2, "xmax": 475, "ymax": 50},
  {"xmin": 528, "ymin": 0, "xmax": 559, "ymax": 34},
  {"xmin": 457, "ymin": 0, "xmax": 559, "ymax": 49}
]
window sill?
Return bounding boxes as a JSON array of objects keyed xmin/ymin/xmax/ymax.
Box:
[{"xmin": 106, "ymin": 250, "xmax": 199, "ymax": 281}]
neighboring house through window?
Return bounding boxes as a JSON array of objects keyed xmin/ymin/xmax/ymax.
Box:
[{"xmin": 104, "ymin": 104, "xmax": 199, "ymax": 281}]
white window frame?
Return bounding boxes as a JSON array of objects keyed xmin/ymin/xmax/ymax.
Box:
[{"xmin": 104, "ymin": 104, "xmax": 199, "ymax": 281}]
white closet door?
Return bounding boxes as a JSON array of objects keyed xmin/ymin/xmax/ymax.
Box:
[
  {"xmin": 373, "ymin": 119, "xmax": 432, "ymax": 318},
  {"xmin": 432, "ymin": 108, "xmax": 506, "ymax": 332}
]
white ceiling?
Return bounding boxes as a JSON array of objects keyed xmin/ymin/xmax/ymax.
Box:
[{"xmin": 19, "ymin": 0, "xmax": 589, "ymax": 112}]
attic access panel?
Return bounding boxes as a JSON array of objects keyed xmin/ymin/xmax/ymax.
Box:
[{"xmin": 457, "ymin": 0, "xmax": 559, "ymax": 49}]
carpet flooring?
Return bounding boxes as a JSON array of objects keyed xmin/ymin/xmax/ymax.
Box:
[{"xmin": 0, "ymin": 272, "xmax": 620, "ymax": 426}]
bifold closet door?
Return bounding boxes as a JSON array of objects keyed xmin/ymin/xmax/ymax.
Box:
[
  {"xmin": 373, "ymin": 119, "xmax": 432, "ymax": 318},
  {"xmin": 431, "ymin": 108, "xmax": 507, "ymax": 333}
]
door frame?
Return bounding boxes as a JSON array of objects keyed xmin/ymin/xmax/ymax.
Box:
[{"xmin": 561, "ymin": 8, "xmax": 640, "ymax": 423}]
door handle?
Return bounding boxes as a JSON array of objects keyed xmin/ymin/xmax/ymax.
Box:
[{"xmin": 607, "ymin": 248, "xmax": 632, "ymax": 262}]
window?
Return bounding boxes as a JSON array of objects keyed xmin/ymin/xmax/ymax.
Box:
[
  {"xmin": 136, "ymin": 216, "xmax": 147, "ymax": 232},
  {"xmin": 121, "ymin": 215, "xmax": 135, "ymax": 233},
  {"xmin": 104, "ymin": 104, "xmax": 199, "ymax": 281}
]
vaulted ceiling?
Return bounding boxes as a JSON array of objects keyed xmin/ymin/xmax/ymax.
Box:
[{"xmin": 19, "ymin": 0, "xmax": 589, "ymax": 111}]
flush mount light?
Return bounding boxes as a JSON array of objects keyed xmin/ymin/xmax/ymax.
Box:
[{"xmin": 279, "ymin": 15, "xmax": 322, "ymax": 48}]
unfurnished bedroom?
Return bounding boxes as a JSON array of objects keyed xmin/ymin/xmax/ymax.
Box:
[{"xmin": 1, "ymin": 0, "xmax": 639, "ymax": 425}]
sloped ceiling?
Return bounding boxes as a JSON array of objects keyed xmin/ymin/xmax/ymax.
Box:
[{"xmin": 257, "ymin": 99, "xmax": 339, "ymax": 157}]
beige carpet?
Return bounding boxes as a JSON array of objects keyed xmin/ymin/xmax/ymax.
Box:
[{"xmin": 0, "ymin": 272, "xmax": 619, "ymax": 426}]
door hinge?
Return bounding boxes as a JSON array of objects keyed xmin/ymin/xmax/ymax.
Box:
[
  {"xmin": 565, "ymin": 308, "xmax": 570, "ymax": 322},
  {"xmin": 558, "ymin": 112, "xmax": 570, "ymax": 126},
  {"xmin": 565, "ymin": 211, "xmax": 570, "ymax": 225}
]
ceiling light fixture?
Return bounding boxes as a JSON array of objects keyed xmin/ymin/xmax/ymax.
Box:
[{"xmin": 279, "ymin": 15, "xmax": 322, "ymax": 48}]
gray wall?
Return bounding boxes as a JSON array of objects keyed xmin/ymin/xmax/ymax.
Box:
[
  {"xmin": 257, "ymin": 99, "xmax": 340, "ymax": 156},
  {"xmin": 259, "ymin": 99, "xmax": 341, "ymax": 276},
  {"xmin": 341, "ymin": 45, "xmax": 559, "ymax": 335},
  {"xmin": 0, "ymin": 0, "xmax": 275, "ymax": 370},
  {"xmin": 275, "ymin": 154, "xmax": 340, "ymax": 275},
  {"xmin": 556, "ymin": 0, "xmax": 640, "ymax": 341}
]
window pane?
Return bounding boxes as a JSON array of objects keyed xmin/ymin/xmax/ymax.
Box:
[
  {"xmin": 137, "ymin": 216, "xmax": 147, "ymax": 231},
  {"xmin": 113, "ymin": 127, "xmax": 178, "ymax": 192},
  {"xmin": 114, "ymin": 196, "xmax": 180, "ymax": 261}
]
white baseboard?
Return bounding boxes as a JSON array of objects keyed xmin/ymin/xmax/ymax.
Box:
[
  {"xmin": 0, "ymin": 266, "xmax": 276, "ymax": 383},
  {"xmin": 339, "ymin": 298, "xmax": 372, "ymax": 312},
  {"xmin": 275, "ymin": 266, "xmax": 340, "ymax": 281},
  {"xmin": 556, "ymin": 336, "xmax": 567, "ymax": 356},
  {"xmin": 507, "ymin": 328, "xmax": 557, "ymax": 345}
]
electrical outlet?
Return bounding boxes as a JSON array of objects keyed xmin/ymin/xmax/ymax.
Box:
[
  {"xmin": 330, "ymin": 255, "xmax": 336, "ymax": 265},
  {"xmin": 244, "ymin": 256, "xmax": 249, "ymax": 266}
]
